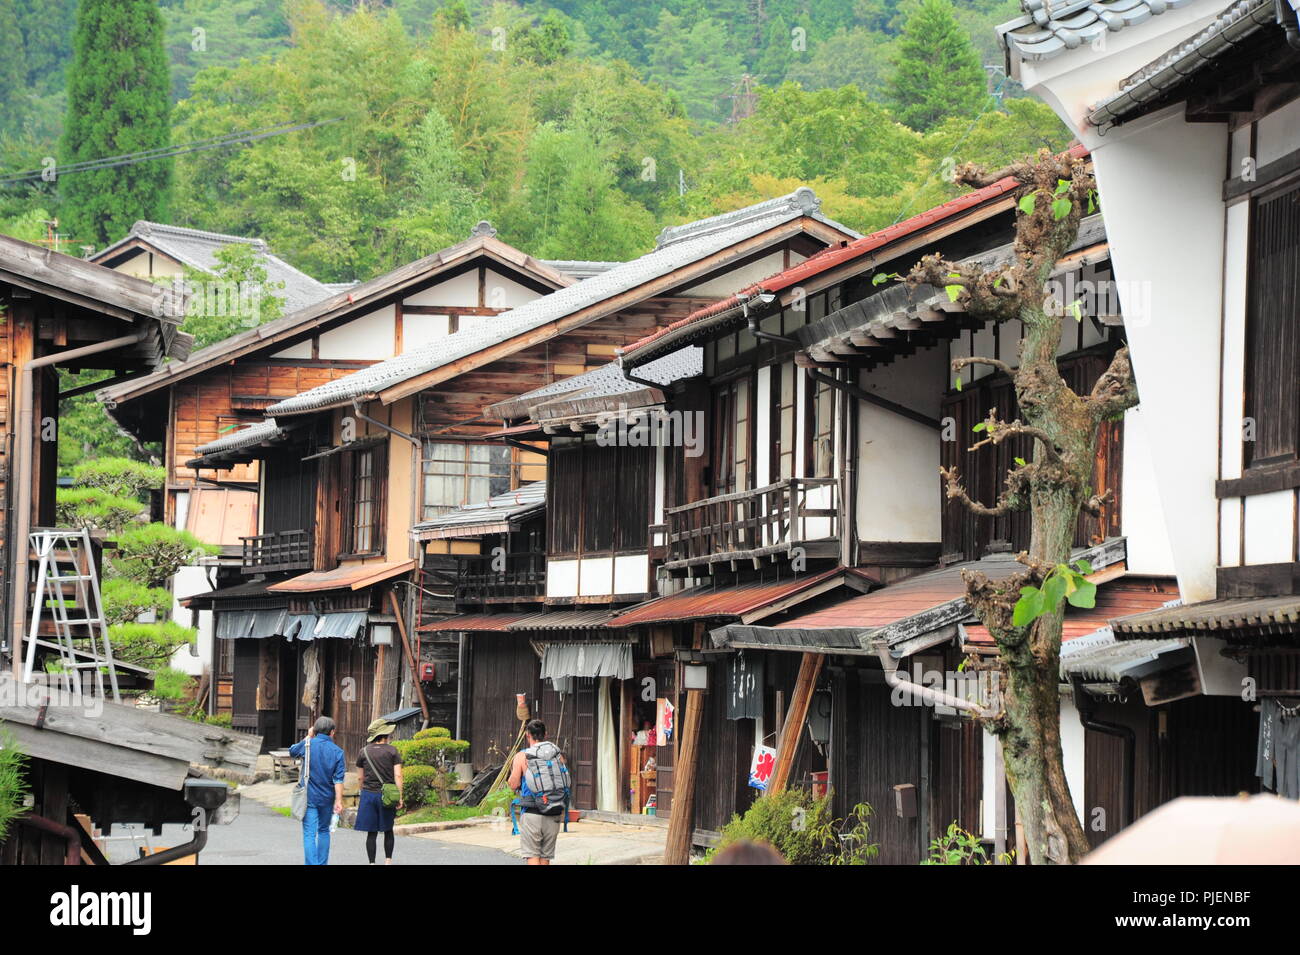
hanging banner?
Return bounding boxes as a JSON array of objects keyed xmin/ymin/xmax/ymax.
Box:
[
  {"xmin": 656, "ymin": 697, "xmax": 675, "ymax": 745},
  {"xmin": 749, "ymin": 745, "xmax": 778, "ymax": 790}
]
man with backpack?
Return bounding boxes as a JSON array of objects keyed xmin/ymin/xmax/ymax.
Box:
[{"xmin": 508, "ymin": 719, "xmax": 571, "ymax": 865}]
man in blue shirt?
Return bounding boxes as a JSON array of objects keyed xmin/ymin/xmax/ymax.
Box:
[{"xmin": 290, "ymin": 716, "xmax": 346, "ymax": 865}]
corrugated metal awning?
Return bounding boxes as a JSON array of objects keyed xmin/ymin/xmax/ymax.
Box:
[
  {"xmin": 540, "ymin": 642, "xmax": 633, "ymax": 680},
  {"xmin": 268, "ymin": 560, "xmax": 414, "ymax": 593},
  {"xmin": 1060, "ymin": 634, "xmax": 1191, "ymax": 683},
  {"xmin": 313, "ymin": 612, "xmax": 368, "ymax": 640},
  {"xmin": 284, "ymin": 614, "xmax": 319, "ymax": 640},
  {"xmin": 507, "ymin": 610, "xmax": 618, "ymax": 631},
  {"xmin": 248, "ymin": 608, "xmax": 288, "ymax": 639},
  {"xmin": 215, "ymin": 610, "xmax": 256, "ymax": 640}
]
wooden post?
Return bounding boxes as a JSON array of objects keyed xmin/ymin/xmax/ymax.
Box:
[
  {"xmin": 663, "ymin": 685, "xmax": 704, "ymax": 865},
  {"xmin": 767, "ymin": 652, "xmax": 824, "ymax": 795},
  {"xmin": 388, "ymin": 588, "xmax": 429, "ymax": 725}
]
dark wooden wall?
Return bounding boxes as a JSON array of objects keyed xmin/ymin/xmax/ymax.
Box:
[
  {"xmin": 1083, "ymin": 694, "xmax": 1259, "ymax": 848},
  {"xmin": 831, "ymin": 667, "xmax": 926, "ymax": 865}
]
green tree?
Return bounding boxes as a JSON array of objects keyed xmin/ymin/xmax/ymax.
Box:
[
  {"xmin": 645, "ymin": 11, "xmax": 744, "ymax": 124},
  {"xmin": 885, "ymin": 0, "xmax": 988, "ymax": 132},
  {"xmin": 58, "ymin": 0, "xmax": 173, "ymax": 247},
  {"xmin": 0, "ymin": 0, "xmax": 31, "ymax": 137},
  {"xmin": 177, "ymin": 243, "xmax": 286, "ymax": 350}
]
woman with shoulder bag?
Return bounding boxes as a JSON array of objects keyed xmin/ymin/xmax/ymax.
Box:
[{"xmin": 356, "ymin": 717, "xmax": 405, "ymax": 865}]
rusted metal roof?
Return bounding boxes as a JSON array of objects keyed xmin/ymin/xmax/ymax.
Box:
[
  {"xmin": 418, "ymin": 612, "xmax": 537, "ymax": 633},
  {"xmin": 609, "ymin": 568, "xmax": 873, "ymax": 628},
  {"xmin": 1110, "ymin": 594, "xmax": 1300, "ymax": 639},
  {"xmin": 267, "ymin": 560, "xmax": 414, "ymax": 593},
  {"xmin": 963, "ymin": 576, "xmax": 1179, "ymax": 646},
  {"xmin": 506, "ymin": 610, "xmax": 619, "ymax": 631}
]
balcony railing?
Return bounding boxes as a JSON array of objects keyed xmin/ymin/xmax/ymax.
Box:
[
  {"xmin": 662, "ymin": 477, "xmax": 840, "ymax": 571},
  {"xmin": 454, "ymin": 550, "xmax": 546, "ymax": 605},
  {"xmin": 241, "ymin": 529, "xmax": 313, "ymax": 574}
]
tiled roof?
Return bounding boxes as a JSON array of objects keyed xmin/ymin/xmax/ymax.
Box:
[
  {"xmin": 542, "ymin": 260, "xmax": 622, "ymax": 280},
  {"xmin": 191, "ymin": 418, "xmax": 287, "ymax": 459},
  {"xmin": 621, "ymin": 145, "xmax": 1089, "ymax": 367},
  {"xmin": 411, "ymin": 481, "xmax": 546, "ymax": 540},
  {"xmin": 95, "ymin": 220, "xmax": 334, "ymax": 313},
  {"xmin": 999, "ymin": 0, "xmax": 1198, "ymax": 63},
  {"xmin": 487, "ymin": 348, "xmax": 703, "ymax": 423},
  {"xmin": 609, "ymin": 568, "xmax": 873, "ymax": 628},
  {"xmin": 266, "ymin": 190, "xmax": 855, "ymax": 417},
  {"xmin": 1089, "ymin": 0, "xmax": 1276, "ymax": 127},
  {"xmin": 1110, "ymin": 594, "xmax": 1300, "ymax": 637},
  {"xmin": 99, "ymin": 232, "xmax": 570, "ymax": 407}
]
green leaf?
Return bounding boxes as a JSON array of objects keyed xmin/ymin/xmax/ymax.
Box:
[
  {"xmin": 1055, "ymin": 179, "xmax": 1071, "ymax": 197},
  {"xmin": 1068, "ymin": 299, "xmax": 1083, "ymax": 322},
  {"xmin": 1013, "ymin": 587, "xmax": 1046, "ymax": 626},
  {"xmin": 1014, "ymin": 456, "xmax": 1027, "ymax": 467},
  {"xmin": 954, "ymin": 376, "xmax": 962, "ymax": 392},
  {"xmin": 1042, "ymin": 573, "xmax": 1067, "ymax": 610},
  {"xmin": 1066, "ymin": 579, "xmax": 1097, "ymax": 609},
  {"xmin": 1087, "ymin": 190, "xmax": 1098, "ymax": 214},
  {"xmin": 1072, "ymin": 558, "xmax": 1093, "ymax": 575},
  {"xmin": 945, "ymin": 284, "xmax": 962, "ymax": 303},
  {"xmin": 873, "ymin": 271, "xmax": 899, "ymax": 286},
  {"xmin": 1018, "ymin": 193, "xmax": 1036, "ymax": 216},
  {"xmin": 1052, "ymin": 197, "xmax": 1072, "ymax": 220},
  {"xmin": 972, "ymin": 422, "xmax": 987, "ymax": 433}
]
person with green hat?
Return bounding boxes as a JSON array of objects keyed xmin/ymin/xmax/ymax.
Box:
[{"xmin": 355, "ymin": 717, "xmax": 405, "ymax": 865}]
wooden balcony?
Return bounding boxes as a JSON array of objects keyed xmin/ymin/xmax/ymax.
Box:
[
  {"xmin": 240, "ymin": 529, "xmax": 313, "ymax": 575},
  {"xmin": 454, "ymin": 550, "xmax": 546, "ymax": 605},
  {"xmin": 661, "ymin": 477, "xmax": 841, "ymax": 572}
]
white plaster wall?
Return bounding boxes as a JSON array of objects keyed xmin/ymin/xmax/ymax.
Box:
[
  {"xmin": 402, "ymin": 313, "xmax": 450, "ymax": 351},
  {"xmin": 613, "ymin": 554, "xmax": 650, "ymax": 595},
  {"xmin": 1059, "ymin": 698, "xmax": 1087, "ymax": 821},
  {"xmin": 404, "ymin": 271, "xmax": 479, "ymax": 307},
  {"xmin": 1219, "ymin": 497, "xmax": 1242, "ymax": 567},
  {"xmin": 855, "ymin": 348, "xmax": 944, "ymax": 543},
  {"xmin": 682, "ymin": 252, "xmax": 788, "ymax": 297},
  {"xmin": 1119, "ymin": 406, "xmax": 1176, "ymax": 576},
  {"xmin": 578, "ymin": 557, "xmax": 614, "ymax": 597},
  {"xmin": 546, "ymin": 559, "xmax": 579, "ymax": 599},
  {"xmin": 1256, "ymin": 96, "xmax": 1300, "ymax": 165},
  {"xmin": 1084, "ymin": 110, "xmax": 1228, "ymax": 601},
  {"xmin": 755, "ymin": 365, "xmax": 771, "ymax": 482},
  {"xmin": 168, "ymin": 565, "xmax": 212, "ymax": 677},
  {"xmin": 272, "ymin": 340, "xmax": 312, "ymax": 359},
  {"xmin": 1220, "ymin": 202, "xmax": 1249, "ymax": 481},
  {"xmin": 318, "ymin": 303, "xmax": 395, "ymax": 359},
  {"xmin": 484, "ymin": 269, "xmax": 541, "ymax": 309},
  {"xmin": 1243, "ymin": 491, "xmax": 1295, "ymax": 565}
]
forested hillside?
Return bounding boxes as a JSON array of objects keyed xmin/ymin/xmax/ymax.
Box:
[{"xmin": 1, "ymin": 0, "xmax": 1065, "ymax": 285}]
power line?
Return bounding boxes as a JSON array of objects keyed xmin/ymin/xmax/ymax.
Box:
[{"xmin": 0, "ymin": 118, "xmax": 342, "ymax": 186}]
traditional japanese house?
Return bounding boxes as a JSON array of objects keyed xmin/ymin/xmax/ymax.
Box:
[
  {"xmin": 107, "ymin": 224, "xmax": 573, "ymax": 718},
  {"xmin": 996, "ymin": 0, "xmax": 1300, "ymax": 800},
  {"xmin": 0, "ymin": 236, "xmax": 259, "ymax": 864},
  {"xmin": 197, "ymin": 192, "xmax": 858, "ymax": 764},
  {"xmin": 612, "ymin": 156, "xmax": 1249, "ymax": 860}
]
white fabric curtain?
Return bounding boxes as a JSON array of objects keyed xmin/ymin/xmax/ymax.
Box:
[{"xmin": 596, "ymin": 677, "xmax": 621, "ymax": 812}]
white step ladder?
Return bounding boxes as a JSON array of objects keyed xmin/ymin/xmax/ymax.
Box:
[{"xmin": 22, "ymin": 527, "xmax": 120, "ymax": 702}]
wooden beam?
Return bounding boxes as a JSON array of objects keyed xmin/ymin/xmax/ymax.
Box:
[
  {"xmin": 767, "ymin": 652, "xmax": 824, "ymax": 794},
  {"xmin": 388, "ymin": 588, "xmax": 431, "ymax": 727},
  {"xmin": 662, "ymin": 685, "xmax": 705, "ymax": 864}
]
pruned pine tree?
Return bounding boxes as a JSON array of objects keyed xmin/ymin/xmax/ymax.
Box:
[{"xmin": 906, "ymin": 150, "xmax": 1139, "ymax": 865}]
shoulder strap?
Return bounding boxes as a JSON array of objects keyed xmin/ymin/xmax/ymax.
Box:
[{"xmin": 363, "ymin": 744, "xmax": 388, "ymax": 785}]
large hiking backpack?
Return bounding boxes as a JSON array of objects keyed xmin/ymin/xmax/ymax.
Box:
[{"xmin": 519, "ymin": 741, "xmax": 571, "ymax": 815}]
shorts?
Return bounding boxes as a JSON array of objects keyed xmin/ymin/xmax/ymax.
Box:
[{"xmin": 518, "ymin": 810, "xmax": 561, "ymax": 860}]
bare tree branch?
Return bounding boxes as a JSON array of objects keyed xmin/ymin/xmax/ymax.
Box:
[
  {"xmin": 952, "ymin": 355, "xmax": 1014, "ymax": 378},
  {"xmin": 1080, "ymin": 488, "xmax": 1115, "ymax": 517},
  {"xmin": 1086, "ymin": 346, "xmax": 1139, "ymax": 421},
  {"xmin": 940, "ymin": 465, "xmax": 1031, "ymax": 518},
  {"xmin": 967, "ymin": 408, "xmax": 1064, "ymax": 465}
]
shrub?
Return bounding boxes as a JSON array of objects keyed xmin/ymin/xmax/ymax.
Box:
[
  {"xmin": 922, "ymin": 822, "xmax": 1010, "ymax": 865},
  {"xmin": 0, "ymin": 729, "xmax": 28, "ymax": 843},
  {"xmin": 708, "ymin": 789, "xmax": 878, "ymax": 865},
  {"xmin": 108, "ymin": 620, "xmax": 197, "ymax": 668},
  {"xmin": 395, "ymin": 735, "xmax": 470, "ymax": 767},
  {"xmin": 414, "ymin": 726, "xmax": 452, "ymax": 739},
  {"xmin": 55, "ymin": 487, "xmax": 145, "ymax": 532},
  {"xmin": 151, "ymin": 666, "xmax": 194, "ymax": 702},
  {"xmin": 70, "ymin": 458, "xmax": 166, "ymax": 500},
  {"xmin": 401, "ymin": 765, "xmax": 455, "ymax": 808},
  {"xmin": 102, "ymin": 578, "xmax": 172, "ymax": 626},
  {"xmin": 109, "ymin": 524, "xmax": 218, "ymax": 588}
]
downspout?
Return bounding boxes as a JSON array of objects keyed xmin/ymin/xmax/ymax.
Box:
[
  {"xmin": 1277, "ymin": 0, "xmax": 1300, "ymax": 49},
  {"xmin": 123, "ymin": 826, "xmax": 208, "ymax": 865},
  {"xmin": 1070, "ymin": 674, "xmax": 1134, "ymax": 831},
  {"xmin": 10, "ymin": 329, "xmax": 150, "ymax": 679},
  {"xmin": 13, "ymin": 812, "xmax": 82, "ymax": 865},
  {"xmin": 871, "ymin": 639, "xmax": 995, "ymax": 718}
]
